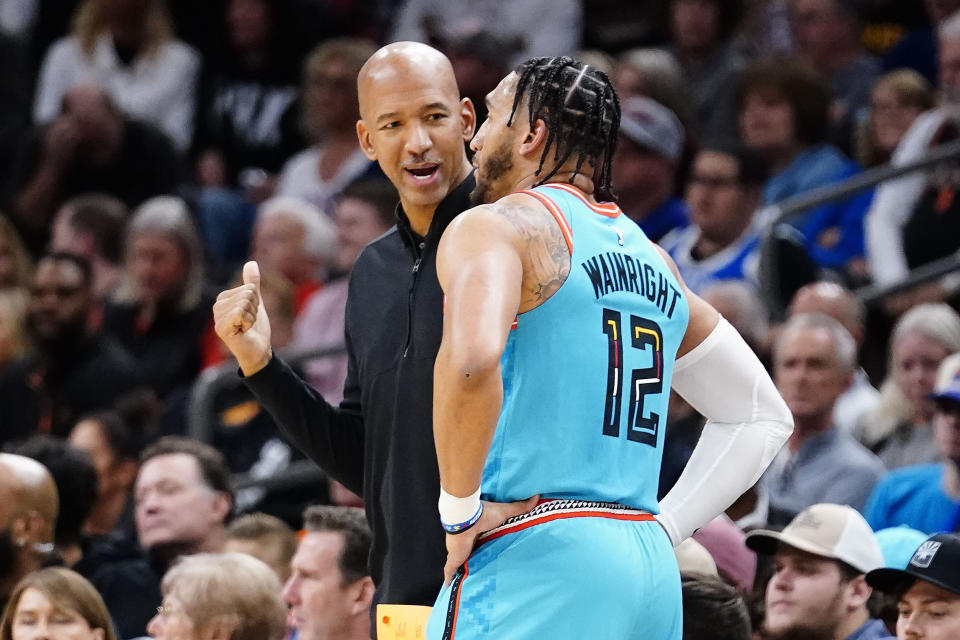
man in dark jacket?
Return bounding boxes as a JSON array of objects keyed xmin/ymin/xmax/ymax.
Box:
[
  {"xmin": 214, "ymin": 42, "xmax": 531, "ymax": 626},
  {"xmin": 0, "ymin": 253, "xmax": 142, "ymax": 443}
]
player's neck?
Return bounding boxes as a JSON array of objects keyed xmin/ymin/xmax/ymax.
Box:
[{"xmin": 521, "ymin": 171, "xmax": 596, "ymax": 200}]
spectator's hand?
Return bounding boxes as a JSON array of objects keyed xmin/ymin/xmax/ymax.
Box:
[
  {"xmin": 443, "ymin": 495, "xmax": 539, "ymax": 586},
  {"xmin": 197, "ymin": 149, "xmax": 227, "ymax": 188},
  {"xmin": 42, "ymin": 117, "xmax": 81, "ymax": 167},
  {"xmin": 213, "ymin": 260, "xmax": 273, "ymax": 375}
]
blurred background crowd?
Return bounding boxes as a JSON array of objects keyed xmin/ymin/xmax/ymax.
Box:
[{"xmin": 1, "ymin": 0, "xmax": 960, "ymax": 639}]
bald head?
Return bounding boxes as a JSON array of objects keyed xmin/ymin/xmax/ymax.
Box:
[
  {"xmin": 357, "ymin": 42, "xmax": 460, "ymax": 121},
  {"xmin": 0, "ymin": 453, "xmax": 58, "ymax": 537},
  {"xmin": 353, "ymin": 41, "xmax": 473, "ymax": 230},
  {"xmin": 787, "ymin": 282, "xmax": 864, "ymax": 346}
]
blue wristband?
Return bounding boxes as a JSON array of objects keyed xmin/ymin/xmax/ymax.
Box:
[{"xmin": 441, "ymin": 501, "xmax": 483, "ymax": 534}]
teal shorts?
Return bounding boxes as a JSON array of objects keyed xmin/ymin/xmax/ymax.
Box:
[{"xmin": 426, "ymin": 500, "xmax": 682, "ymax": 639}]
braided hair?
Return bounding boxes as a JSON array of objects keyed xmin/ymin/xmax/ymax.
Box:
[{"xmin": 509, "ymin": 56, "xmax": 621, "ymax": 202}]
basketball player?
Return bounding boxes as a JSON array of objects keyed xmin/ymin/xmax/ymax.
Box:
[{"xmin": 427, "ymin": 57, "xmax": 794, "ymax": 639}]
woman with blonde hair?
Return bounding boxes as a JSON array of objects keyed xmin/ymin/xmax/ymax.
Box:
[
  {"xmin": 856, "ymin": 69, "xmax": 934, "ymax": 168},
  {"xmin": 147, "ymin": 552, "xmax": 286, "ymax": 640},
  {"xmin": 275, "ymin": 37, "xmax": 380, "ymax": 214},
  {"xmin": 33, "ymin": 0, "xmax": 199, "ymax": 150},
  {"xmin": 861, "ymin": 302, "xmax": 960, "ymax": 468},
  {"xmin": 0, "ymin": 567, "xmax": 116, "ymax": 640}
]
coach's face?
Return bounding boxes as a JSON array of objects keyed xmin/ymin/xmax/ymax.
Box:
[{"xmin": 356, "ymin": 44, "xmax": 474, "ymax": 224}]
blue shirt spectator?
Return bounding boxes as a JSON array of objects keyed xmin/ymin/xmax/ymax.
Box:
[
  {"xmin": 763, "ymin": 144, "xmax": 873, "ymax": 271},
  {"xmin": 660, "ymin": 144, "xmax": 766, "ymax": 294},
  {"xmin": 865, "ymin": 464, "xmax": 960, "ymax": 533}
]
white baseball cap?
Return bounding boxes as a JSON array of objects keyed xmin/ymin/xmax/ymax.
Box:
[{"xmin": 745, "ymin": 503, "xmax": 884, "ymax": 573}]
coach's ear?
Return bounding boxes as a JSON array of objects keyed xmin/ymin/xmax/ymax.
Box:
[
  {"xmin": 519, "ymin": 118, "xmax": 547, "ymax": 159},
  {"xmin": 356, "ymin": 119, "xmax": 377, "ymax": 161}
]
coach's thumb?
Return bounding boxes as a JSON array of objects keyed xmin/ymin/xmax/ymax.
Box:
[{"xmin": 242, "ymin": 260, "xmax": 261, "ymax": 291}]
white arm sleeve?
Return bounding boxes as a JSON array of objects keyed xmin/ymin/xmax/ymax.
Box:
[{"xmin": 656, "ymin": 317, "xmax": 793, "ymax": 546}]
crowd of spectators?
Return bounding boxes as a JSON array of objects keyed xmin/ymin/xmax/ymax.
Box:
[{"xmin": 1, "ymin": 1, "xmax": 960, "ymax": 639}]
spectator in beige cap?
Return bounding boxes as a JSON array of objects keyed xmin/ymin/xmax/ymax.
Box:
[{"xmin": 747, "ymin": 503, "xmax": 892, "ymax": 640}]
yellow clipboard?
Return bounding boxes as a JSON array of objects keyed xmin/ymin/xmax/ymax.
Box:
[{"xmin": 376, "ymin": 604, "xmax": 433, "ymax": 639}]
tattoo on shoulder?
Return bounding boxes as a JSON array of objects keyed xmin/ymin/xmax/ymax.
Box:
[{"xmin": 488, "ymin": 200, "xmax": 570, "ymax": 303}]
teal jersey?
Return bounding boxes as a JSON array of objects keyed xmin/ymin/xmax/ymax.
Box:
[{"xmin": 481, "ymin": 183, "xmax": 690, "ymax": 513}]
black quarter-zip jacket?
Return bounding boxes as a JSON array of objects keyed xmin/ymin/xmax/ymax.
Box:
[{"xmin": 244, "ymin": 173, "xmax": 475, "ymax": 617}]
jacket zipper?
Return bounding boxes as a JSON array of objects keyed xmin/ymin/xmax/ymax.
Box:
[{"xmin": 402, "ymin": 256, "xmax": 422, "ymax": 358}]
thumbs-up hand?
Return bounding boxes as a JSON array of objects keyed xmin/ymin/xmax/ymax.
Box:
[{"xmin": 213, "ymin": 261, "xmax": 274, "ymax": 375}]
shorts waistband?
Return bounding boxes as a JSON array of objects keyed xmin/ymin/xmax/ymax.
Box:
[{"xmin": 477, "ymin": 499, "xmax": 655, "ymax": 545}]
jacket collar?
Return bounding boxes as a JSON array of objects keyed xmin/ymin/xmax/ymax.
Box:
[{"xmin": 395, "ymin": 172, "xmax": 476, "ymax": 254}]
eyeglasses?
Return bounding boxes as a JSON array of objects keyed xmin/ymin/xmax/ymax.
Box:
[
  {"xmin": 688, "ymin": 173, "xmax": 741, "ymax": 190},
  {"xmin": 155, "ymin": 602, "xmax": 183, "ymax": 619}
]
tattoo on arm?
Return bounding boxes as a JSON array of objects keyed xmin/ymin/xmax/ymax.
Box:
[{"xmin": 488, "ymin": 200, "xmax": 570, "ymax": 305}]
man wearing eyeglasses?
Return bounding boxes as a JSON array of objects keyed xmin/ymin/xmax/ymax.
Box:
[{"xmin": 658, "ymin": 144, "xmax": 769, "ymax": 295}]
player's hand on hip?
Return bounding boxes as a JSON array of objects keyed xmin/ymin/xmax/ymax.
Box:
[
  {"xmin": 213, "ymin": 260, "xmax": 273, "ymax": 376},
  {"xmin": 443, "ymin": 495, "xmax": 540, "ymax": 586}
]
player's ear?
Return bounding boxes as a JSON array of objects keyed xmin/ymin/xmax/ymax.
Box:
[
  {"xmin": 460, "ymin": 97, "xmax": 477, "ymax": 141},
  {"xmin": 356, "ymin": 119, "xmax": 377, "ymax": 161},
  {"xmin": 519, "ymin": 118, "xmax": 547, "ymax": 158}
]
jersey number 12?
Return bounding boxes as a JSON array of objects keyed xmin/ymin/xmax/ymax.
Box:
[{"xmin": 601, "ymin": 308, "xmax": 663, "ymax": 446}]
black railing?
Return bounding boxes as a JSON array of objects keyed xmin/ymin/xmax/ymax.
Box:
[
  {"xmin": 757, "ymin": 139, "xmax": 960, "ymax": 311},
  {"xmin": 188, "ymin": 346, "xmax": 347, "ymax": 498}
]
